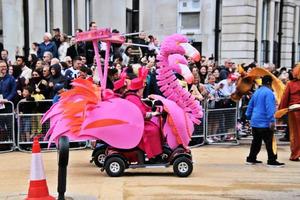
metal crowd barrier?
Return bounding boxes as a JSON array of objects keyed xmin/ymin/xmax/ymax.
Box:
[
  {"xmin": 16, "ymin": 100, "xmax": 88, "ymax": 152},
  {"xmin": 2, "ymin": 97, "xmax": 243, "ymax": 153},
  {"xmin": 204, "ymin": 98, "xmax": 239, "ymax": 145},
  {"xmin": 189, "ymin": 101, "xmax": 206, "ymax": 147},
  {"xmin": 0, "ymin": 101, "xmax": 15, "ymax": 152}
]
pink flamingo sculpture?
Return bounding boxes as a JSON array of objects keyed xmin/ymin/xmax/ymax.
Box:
[
  {"xmin": 42, "ymin": 30, "xmax": 202, "ymax": 151},
  {"xmin": 150, "ymin": 34, "xmax": 204, "ymax": 149}
]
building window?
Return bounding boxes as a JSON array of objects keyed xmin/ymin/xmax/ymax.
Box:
[
  {"xmin": 260, "ymin": 0, "xmax": 269, "ymax": 64},
  {"xmin": 178, "ymin": 0, "xmax": 201, "ymax": 34}
]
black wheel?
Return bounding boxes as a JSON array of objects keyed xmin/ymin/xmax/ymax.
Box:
[
  {"xmin": 173, "ymin": 156, "xmax": 193, "ymax": 177},
  {"xmin": 94, "ymin": 149, "xmax": 106, "ymax": 167},
  {"xmin": 105, "ymin": 157, "xmax": 125, "ymax": 177}
]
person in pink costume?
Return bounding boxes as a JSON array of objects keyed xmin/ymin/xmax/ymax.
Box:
[{"xmin": 125, "ymin": 67, "xmax": 163, "ymax": 159}]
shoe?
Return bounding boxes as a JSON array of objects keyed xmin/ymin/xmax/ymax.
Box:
[
  {"xmin": 267, "ymin": 160, "xmax": 285, "ymax": 167},
  {"xmin": 289, "ymin": 158, "xmax": 300, "ymax": 161},
  {"xmin": 246, "ymin": 158, "xmax": 263, "ymax": 165}
]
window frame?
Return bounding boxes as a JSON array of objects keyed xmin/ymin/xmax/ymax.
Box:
[{"xmin": 177, "ymin": 0, "xmax": 201, "ymax": 34}]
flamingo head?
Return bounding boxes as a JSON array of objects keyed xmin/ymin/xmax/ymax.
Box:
[
  {"xmin": 161, "ymin": 34, "xmax": 200, "ymax": 62},
  {"xmin": 168, "ymin": 54, "xmax": 194, "ymax": 84}
]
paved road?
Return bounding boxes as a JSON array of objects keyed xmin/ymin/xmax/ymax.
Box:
[{"xmin": 0, "ymin": 143, "xmax": 299, "ymax": 200}]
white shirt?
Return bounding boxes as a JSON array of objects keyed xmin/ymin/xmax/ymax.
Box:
[
  {"xmin": 218, "ymin": 79, "xmax": 236, "ymax": 97},
  {"xmin": 20, "ymin": 66, "xmax": 32, "ymax": 80},
  {"xmin": 58, "ymin": 42, "xmax": 70, "ymax": 61}
]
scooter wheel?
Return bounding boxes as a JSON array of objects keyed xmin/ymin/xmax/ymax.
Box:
[
  {"xmin": 105, "ymin": 157, "xmax": 125, "ymax": 177},
  {"xmin": 173, "ymin": 156, "xmax": 193, "ymax": 177},
  {"xmin": 94, "ymin": 149, "xmax": 106, "ymax": 168}
]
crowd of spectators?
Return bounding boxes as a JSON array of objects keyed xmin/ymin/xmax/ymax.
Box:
[{"xmin": 0, "ymin": 21, "xmax": 295, "ymax": 143}]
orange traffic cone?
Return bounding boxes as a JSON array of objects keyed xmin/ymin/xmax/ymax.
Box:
[{"xmin": 25, "ymin": 137, "xmax": 55, "ymax": 200}]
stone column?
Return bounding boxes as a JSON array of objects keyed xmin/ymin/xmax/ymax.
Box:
[
  {"xmin": 221, "ymin": 0, "xmax": 257, "ymax": 64},
  {"xmin": 255, "ymin": 0, "xmax": 263, "ymax": 65},
  {"xmin": 268, "ymin": 0, "xmax": 275, "ymax": 64},
  {"xmin": 52, "ymin": 0, "xmax": 63, "ymax": 31},
  {"xmin": 92, "ymin": 0, "xmax": 126, "ymax": 33},
  {"xmin": 28, "ymin": 0, "xmax": 47, "ymax": 46},
  {"xmin": 294, "ymin": 6, "xmax": 299, "ymax": 63},
  {"xmin": 2, "ymin": 0, "xmax": 24, "ymax": 60},
  {"xmin": 281, "ymin": 0, "xmax": 296, "ymax": 67}
]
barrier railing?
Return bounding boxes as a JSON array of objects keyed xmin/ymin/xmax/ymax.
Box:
[
  {"xmin": 16, "ymin": 100, "xmax": 88, "ymax": 152},
  {"xmin": 190, "ymin": 101, "xmax": 206, "ymax": 147},
  {"xmin": 0, "ymin": 101, "xmax": 15, "ymax": 152},
  {"xmin": 204, "ymin": 98, "xmax": 239, "ymax": 145},
  {"xmin": 1, "ymin": 97, "xmax": 243, "ymax": 153}
]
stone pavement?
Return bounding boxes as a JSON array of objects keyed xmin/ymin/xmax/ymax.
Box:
[{"xmin": 0, "ymin": 142, "xmax": 299, "ymax": 200}]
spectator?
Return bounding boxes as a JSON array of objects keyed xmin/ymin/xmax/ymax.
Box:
[
  {"xmin": 52, "ymin": 28, "xmax": 62, "ymax": 50},
  {"xmin": 41, "ymin": 65, "xmax": 51, "ymax": 99},
  {"xmin": 0, "ymin": 60, "xmax": 17, "ymax": 102},
  {"xmin": 219, "ymin": 58, "xmax": 234, "ymax": 80},
  {"xmin": 218, "ymin": 74, "xmax": 237, "ymax": 97},
  {"xmin": 212, "ymin": 68, "xmax": 220, "ymax": 83},
  {"xmin": 135, "ymin": 31, "xmax": 149, "ymax": 58},
  {"xmin": 65, "ymin": 56, "xmax": 82, "ymax": 79},
  {"xmin": 246, "ymin": 75, "xmax": 285, "ymax": 166},
  {"xmin": 29, "ymin": 69, "xmax": 47, "ymax": 100},
  {"xmin": 30, "ymin": 42, "xmax": 39, "ymax": 55},
  {"xmin": 37, "ymin": 32, "xmax": 58, "ymax": 59},
  {"xmin": 80, "ymin": 56, "xmax": 87, "ymax": 67},
  {"xmin": 199, "ymin": 66, "xmax": 207, "ymax": 84},
  {"xmin": 43, "ymin": 51, "xmax": 53, "ymax": 65},
  {"xmin": 60, "ymin": 61, "xmax": 69, "ymax": 76},
  {"xmin": 17, "ymin": 86, "xmax": 36, "ymax": 141},
  {"xmin": 85, "ymin": 21, "xmax": 99, "ymax": 65},
  {"xmin": 16, "ymin": 56, "xmax": 32, "ymax": 81},
  {"xmin": 35, "ymin": 60, "xmax": 44, "ymax": 71},
  {"xmin": 27, "ymin": 53, "xmax": 38, "ymax": 70},
  {"xmin": 66, "ymin": 37, "xmax": 85, "ymax": 60},
  {"xmin": 1, "ymin": 49, "xmax": 12, "ymax": 65},
  {"xmin": 48, "ymin": 63, "xmax": 65, "ymax": 98},
  {"xmin": 58, "ymin": 33, "xmax": 69, "ymax": 61},
  {"xmin": 50, "ymin": 58, "xmax": 60, "ymax": 66}
]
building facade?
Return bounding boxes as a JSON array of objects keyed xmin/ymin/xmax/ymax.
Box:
[{"xmin": 0, "ymin": 0, "xmax": 300, "ymax": 68}]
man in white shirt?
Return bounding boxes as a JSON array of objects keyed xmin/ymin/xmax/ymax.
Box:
[
  {"xmin": 16, "ymin": 56, "xmax": 32, "ymax": 80},
  {"xmin": 218, "ymin": 74, "xmax": 238, "ymax": 97}
]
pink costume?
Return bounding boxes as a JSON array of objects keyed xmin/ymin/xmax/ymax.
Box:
[{"xmin": 125, "ymin": 93, "xmax": 162, "ymax": 158}]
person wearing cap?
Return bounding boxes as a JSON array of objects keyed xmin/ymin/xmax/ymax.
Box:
[
  {"xmin": 52, "ymin": 28, "xmax": 61, "ymax": 50},
  {"xmin": 37, "ymin": 32, "xmax": 58, "ymax": 59},
  {"xmin": 124, "ymin": 68, "xmax": 163, "ymax": 163},
  {"xmin": 245, "ymin": 75, "xmax": 285, "ymax": 167},
  {"xmin": 217, "ymin": 74, "xmax": 238, "ymax": 98},
  {"xmin": 278, "ymin": 64, "xmax": 300, "ymax": 161},
  {"xmin": 219, "ymin": 58, "xmax": 234, "ymax": 80}
]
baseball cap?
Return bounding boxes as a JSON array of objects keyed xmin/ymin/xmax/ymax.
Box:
[{"xmin": 53, "ymin": 28, "xmax": 60, "ymax": 32}]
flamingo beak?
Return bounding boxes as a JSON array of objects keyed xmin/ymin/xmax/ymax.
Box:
[
  {"xmin": 179, "ymin": 43, "xmax": 201, "ymax": 62},
  {"xmin": 179, "ymin": 63, "xmax": 194, "ymax": 84}
]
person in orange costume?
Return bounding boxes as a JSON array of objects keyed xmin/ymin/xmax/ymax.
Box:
[{"xmin": 278, "ymin": 64, "xmax": 300, "ymax": 161}]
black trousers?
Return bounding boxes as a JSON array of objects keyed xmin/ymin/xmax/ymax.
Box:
[{"xmin": 248, "ymin": 127, "xmax": 277, "ymax": 162}]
